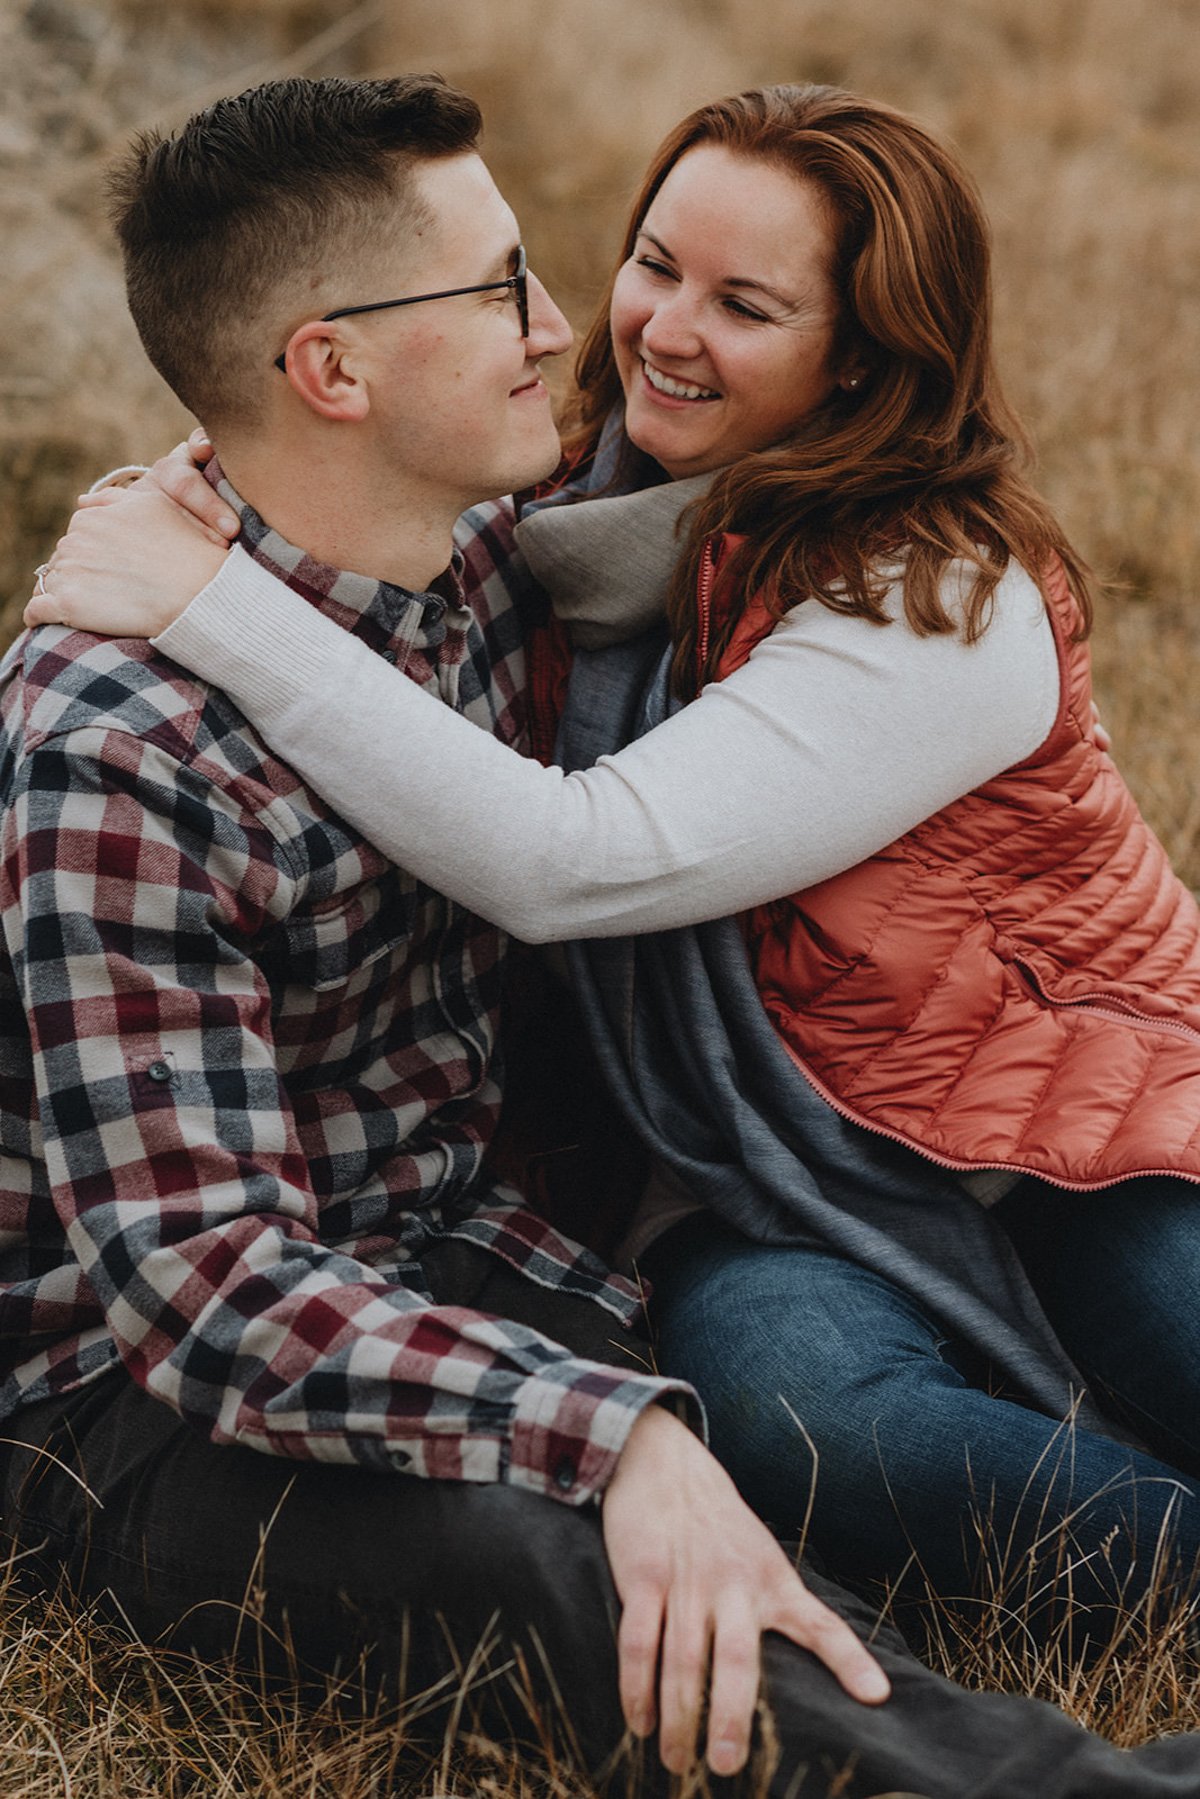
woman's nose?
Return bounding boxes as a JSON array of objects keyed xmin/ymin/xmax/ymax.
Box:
[{"xmin": 639, "ymin": 289, "xmax": 704, "ymax": 361}]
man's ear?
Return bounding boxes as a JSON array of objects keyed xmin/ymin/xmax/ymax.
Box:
[{"xmin": 279, "ymin": 322, "xmax": 371, "ymax": 422}]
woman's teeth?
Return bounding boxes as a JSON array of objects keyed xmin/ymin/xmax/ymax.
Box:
[{"xmin": 642, "ymin": 360, "xmax": 719, "ymax": 401}]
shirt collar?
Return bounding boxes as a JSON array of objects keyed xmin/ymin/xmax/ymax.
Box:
[{"xmin": 204, "ymin": 458, "xmax": 464, "ymax": 647}]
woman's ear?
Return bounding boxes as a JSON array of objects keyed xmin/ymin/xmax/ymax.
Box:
[{"xmin": 278, "ymin": 322, "xmax": 370, "ymax": 422}]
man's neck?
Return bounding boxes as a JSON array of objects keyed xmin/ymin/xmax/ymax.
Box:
[{"xmin": 215, "ymin": 436, "xmax": 460, "ymax": 594}]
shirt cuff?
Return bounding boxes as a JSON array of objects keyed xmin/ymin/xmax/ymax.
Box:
[{"xmin": 505, "ymin": 1363, "xmax": 704, "ymax": 1507}]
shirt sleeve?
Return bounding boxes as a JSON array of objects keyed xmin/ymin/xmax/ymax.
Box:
[
  {"xmin": 2, "ymin": 720, "xmax": 692, "ymax": 1501},
  {"xmin": 153, "ymin": 547, "xmax": 1060, "ymax": 942}
]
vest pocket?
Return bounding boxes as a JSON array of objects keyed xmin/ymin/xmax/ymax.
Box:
[{"xmin": 1011, "ymin": 956, "xmax": 1200, "ymax": 1042}]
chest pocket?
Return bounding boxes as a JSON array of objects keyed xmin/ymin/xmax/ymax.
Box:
[{"xmin": 278, "ymin": 866, "xmax": 422, "ymax": 994}]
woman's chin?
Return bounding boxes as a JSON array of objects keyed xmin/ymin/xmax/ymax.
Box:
[{"xmin": 625, "ymin": 422, "xmax": 717, "ymax": 482}]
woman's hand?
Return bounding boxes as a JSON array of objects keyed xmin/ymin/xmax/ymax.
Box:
[
  {"xmin": 25, "ymin": 430, "xmax": 239, "ymax": 639},
  {"xmin": 1090, "ymin": 700, "xmax": 1112, "ymax": 755}
]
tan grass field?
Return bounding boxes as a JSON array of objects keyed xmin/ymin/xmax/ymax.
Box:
[
  {"xmin": 1, "ymin": 0, "xmax": 1199, "ymax": 1790},
  {"xmin": 1, "ymin": 1515, "xmax": 1199, "ymax": 1797}
]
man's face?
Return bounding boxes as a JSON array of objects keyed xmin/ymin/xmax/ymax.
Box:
[{"xmin": 349, "ymin": 153, "xmax": 573, "ymax": 515}]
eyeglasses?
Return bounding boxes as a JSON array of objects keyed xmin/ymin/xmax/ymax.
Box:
[{"xmin": 273, "ymin": 245, "xmax": 528, "ymax": 370}]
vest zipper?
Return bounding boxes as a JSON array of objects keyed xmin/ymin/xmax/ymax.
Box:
[
  {"xmin": 774, "ymin": 1019, "xmax": 1200, "ymax": 1193},
  {"xmin": 696, "ymin": 539, "xmax": 716, "ymax": 682},
  {"xmin": 1011, "ymin": 957, "xmax": 1200, "ymax": 1044}
]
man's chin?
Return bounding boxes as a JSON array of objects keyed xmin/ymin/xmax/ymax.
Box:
[{"xmin": 511, "ymin": 438, "xmax": 567, "ymax": 496}]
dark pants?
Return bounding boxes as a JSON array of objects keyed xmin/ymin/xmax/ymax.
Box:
[{"xmin": 3, "ymin": 1245, "xmax": 1200, "ymax": 1797}]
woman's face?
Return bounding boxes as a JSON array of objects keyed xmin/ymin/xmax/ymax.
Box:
[{"xmin": 610, "ymin": 144, "xmax": 851, "ymax": 480}]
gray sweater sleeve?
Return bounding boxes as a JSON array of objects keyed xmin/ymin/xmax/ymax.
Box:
[{"xmin": 154, "ymin": 546, "xmax": 1059, "ymax": 942}]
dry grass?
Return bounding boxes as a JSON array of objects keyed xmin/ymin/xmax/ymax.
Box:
[
  {"xmin": 3, "ymin": 1408, "xmax": 1200, "ymax": 1795},
  {"xmin": 1, "ymin": 1520, "xmax": 1198, "ymax": 1798},
  {"xmin": 902, "ymin": 1447, "xmax": 1200, "ymax": 1749},
  {"xmin": 923, "ymin": 1573, "xmax": 1200, "ymax": 1754},
  {"xmin": 1, "ymin": 0, "xmax": 1199, "ymax": 1789},
  {"xmin": 0, "ymin": 1555, "xmax": 789, "ymax": 1799},
  {"xmin": 0, "ymin": 1564, "xmax": 603, "ymax": 1798}
]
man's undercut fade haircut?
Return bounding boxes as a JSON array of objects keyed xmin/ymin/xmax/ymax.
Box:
[{"xmin": 109, "ymin": 74, "xmax": 482, "ymax": 431}]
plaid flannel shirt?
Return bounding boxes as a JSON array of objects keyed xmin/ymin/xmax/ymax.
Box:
[{"xmin": 0, "ymin": 477, "xmax": 687, "ymax": 1504}]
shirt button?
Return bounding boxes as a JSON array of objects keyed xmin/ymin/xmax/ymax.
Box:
[
  {"xmin": 380, "ymin": 648, "xmax": 398, "ymax": 665},
  {"xmin": 146, "ymin": 1060, "xmax": 173, "ymax": 1084},
  {"xmin": 553, "ymin": 1456, "xmax": 577, "ymax": 1493}
]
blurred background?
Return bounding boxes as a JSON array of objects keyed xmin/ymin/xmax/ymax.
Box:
[{"xmin": 2, "ymin": 0, "xmax": 1197, "ymax": 881}]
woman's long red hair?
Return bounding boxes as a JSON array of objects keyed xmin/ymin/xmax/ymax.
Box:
[{"xmin": 563, "ymin": 84, "xmax": 1093, "ymax": 695}]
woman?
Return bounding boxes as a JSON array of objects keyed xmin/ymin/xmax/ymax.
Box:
[{"xmin": 33, "ymin": 83, "xmax": 1200, "ymax": 1645}]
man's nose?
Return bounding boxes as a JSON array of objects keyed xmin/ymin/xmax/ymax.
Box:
[{"xmin": 526, "ymin": 271, "xmax": 573, "ymax": 357}]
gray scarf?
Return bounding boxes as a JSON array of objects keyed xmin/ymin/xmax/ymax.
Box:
[{"xmin": 522, "ymin": 417, "xmax": 1117, "ymax": 1433}]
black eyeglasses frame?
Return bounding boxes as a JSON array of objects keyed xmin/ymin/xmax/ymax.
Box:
[{"xmin": 272, "ymin": 245, "xmax": 529, "ymax": 371}]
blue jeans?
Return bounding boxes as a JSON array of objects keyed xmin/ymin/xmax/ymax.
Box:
[{"xmin": 650, "ymin": 1175, "xmax": 1200, "ymax": 1643}]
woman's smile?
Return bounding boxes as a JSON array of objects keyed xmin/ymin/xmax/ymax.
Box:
[{"xmin": 639, "ymin": 356, "xmax": 721, "ymax": 403}]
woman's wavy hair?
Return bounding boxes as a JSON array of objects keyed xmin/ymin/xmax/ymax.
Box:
[{"xmin": 563, "ymin": 83, "xmax": 1093, "ymax": 695}]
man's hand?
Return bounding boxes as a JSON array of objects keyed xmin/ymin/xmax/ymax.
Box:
[
  {"xmin": 25, "ymin": 431, "xmax": 236, "ymax": 637},
  {"xmin": 602, "ymin": 1404, "xmax": 889, "ymax": 1780}
]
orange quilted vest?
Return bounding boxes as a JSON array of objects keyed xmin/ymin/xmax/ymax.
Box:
[{"xmin": 717, "ymin": 556, "xmax": 1200, "ymax": 1190}]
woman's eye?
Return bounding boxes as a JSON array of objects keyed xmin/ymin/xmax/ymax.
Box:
[
  {"xmin": 630, "ymin": 254, "xmax": 771, "ymax": 321},
  {"xmin": 723, "ymin": 297, "xmax": 770, "ymax": 322}
]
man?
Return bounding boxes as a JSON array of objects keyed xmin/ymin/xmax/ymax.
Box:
[{"xmin": 10, "ymin": 75, "xmax": 1200, "ymax": 1798}]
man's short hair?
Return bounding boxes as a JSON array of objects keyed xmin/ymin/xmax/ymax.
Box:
[{"xmin": 109, "ymin": 74, "xmax": 482, "ymax": 432}]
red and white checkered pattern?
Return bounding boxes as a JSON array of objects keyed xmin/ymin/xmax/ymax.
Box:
[{"xmin": 0, "ymin": 482, "xmax": 684, "ymax": 1504}]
